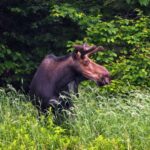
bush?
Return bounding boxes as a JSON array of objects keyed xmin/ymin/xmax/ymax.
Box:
[
  {"xmin": 53, "ymin": 6, "xmax": 150, "ymax": 90},
  {"xmin": 0, "ymin": 1, "xmax": 150, "ymax": 91},
  {"xmin": 0, "ymin": 44, "xmax": 35, "ymax": 88}
]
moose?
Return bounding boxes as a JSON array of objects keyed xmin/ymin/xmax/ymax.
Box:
[{"xmin": 29, "ymin": 44, "xmax": 110, "ymax": 114}]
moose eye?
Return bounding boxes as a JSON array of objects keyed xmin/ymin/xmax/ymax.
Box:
[{"xmin": 83, "ymin": 60, "xmax": 90, "ymax": 66}]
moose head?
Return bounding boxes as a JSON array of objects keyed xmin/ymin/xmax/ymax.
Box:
[{"xmin": 72, "ymin": 43, "xmax": 110, "ymax": 86}]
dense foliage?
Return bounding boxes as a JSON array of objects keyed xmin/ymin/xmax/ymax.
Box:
[
  {"xmin": 0, "ymin": 0, "xmax": 81, "ymax": 89},
  {"xmin": 0, "ymin": 0, "xmax": 150, "ymax": 90},
  {"xmin": 52, "ymin": 5, "xmax": 150, "ymax": 92},
  {"xmin": 0, "ymin": 86, "xmax": 150, "ymax": 149}
]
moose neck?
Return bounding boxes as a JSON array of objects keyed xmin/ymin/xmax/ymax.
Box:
[{"xmin": 54, "ymin": 54, "xmax": 77, "ymax": 92}]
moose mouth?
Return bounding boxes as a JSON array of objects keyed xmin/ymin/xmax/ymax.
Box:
[
  {"xmin": 96, "ymin": 77, "xmax": 110, "ymax": 86},
  {"xmin": 82, "ymin": 75, "xmax": 110, "ymax": 87}
]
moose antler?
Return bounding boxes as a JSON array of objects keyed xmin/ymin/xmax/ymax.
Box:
[
  {"xmin": 74, "ymin": 43, "xmax": 105, "ymax": 57},
  {"xmin": 86, "ymin": 46, "xmax": 105, "ymax": 56},
  {"xmin": 74, "ymin": 43, "xmax": 96, "ymax": 56}
]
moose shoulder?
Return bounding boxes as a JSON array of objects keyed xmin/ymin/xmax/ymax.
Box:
[{"xmin": 29, "ymin": 44, "xmax": 110, "ymax": 114}]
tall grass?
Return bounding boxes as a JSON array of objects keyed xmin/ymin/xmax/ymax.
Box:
[
  {"xmin": 0, "ymin": 87, "xmax": 78, "ymax": 150},
  {"xmin": 64, "ymin": 87, "xmax": 150, "ymax": 149},
  {"xmin": 0, "ymin": 86, "xmax": 150, "ymax": 149}
]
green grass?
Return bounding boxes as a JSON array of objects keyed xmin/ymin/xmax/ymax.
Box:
[{"xmin": 0, "ymin": 86, "xmax": 150, "ymax": 150}]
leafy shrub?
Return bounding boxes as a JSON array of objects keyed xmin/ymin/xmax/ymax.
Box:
[
  {"xmin": 0, "ymin": 1, "xmax": 150, "ymax": 91},
  {"xmin": 52, "ymin": 5, "xmax": 150, "ymax": 91},
  {"xmin": 0, "ymin": 44, "xmax": 35, "ymax": 89},
  {"xmin": 0, "ymin": 1, "xmax": 83, "ymax": 89}
]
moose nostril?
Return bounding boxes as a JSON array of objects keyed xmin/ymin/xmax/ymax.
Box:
[
  {"xmin": 102, "ymin": 77, "xmax": 110, "ymax": 85},
  {"xmin": 105, "ymin": 77, "xmax": 110, "ymax": 84}
]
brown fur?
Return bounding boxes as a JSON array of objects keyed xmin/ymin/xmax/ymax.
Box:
[{"xmin": 29, "ymin": 44, "xmax": 110, "ymax": 113}]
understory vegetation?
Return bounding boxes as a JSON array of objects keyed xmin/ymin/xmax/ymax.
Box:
[
  {"xmin": 0, "ymin": 1, "xmax": 150, "ymax": 91},
  {"xmin": 0, "ymin": 86, "xmax": 150, "ymax": 150}
]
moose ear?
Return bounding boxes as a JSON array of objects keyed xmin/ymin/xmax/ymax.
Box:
[
  {"xmin": 73, "ymin": 51, "xmax": 82, "ymax": 60},
  {"xmin": 73, "ymin": 45, "xmax": 83, "ymax": 59}
]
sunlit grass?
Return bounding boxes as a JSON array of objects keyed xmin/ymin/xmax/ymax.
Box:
[
  {"xmin": 64, "ymin": 87, "xmax": 150, "ymax": 149},
  {"xmin": 0, "ymin": 86, "xmax": 150, "ymax": 149}
]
